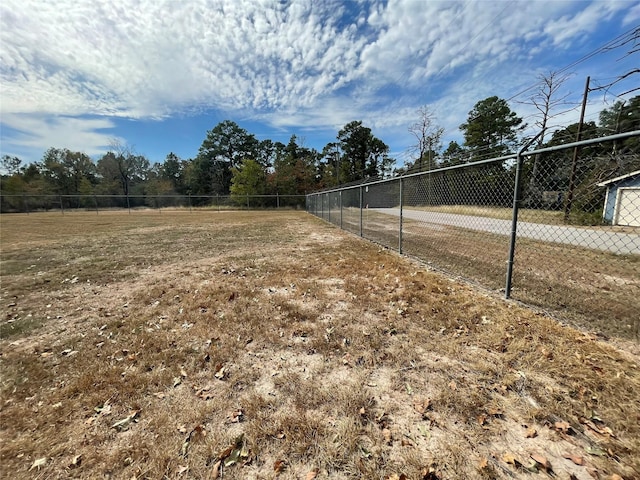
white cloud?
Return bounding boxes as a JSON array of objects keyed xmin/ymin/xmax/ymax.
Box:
[
  {"xmin": 543, "ymin": 1, "xmax": 627, "ymax": 46},
  {"xmin": 0, "ymin": 0, "xmax": 367, "ymax": 118},
  {"xmin": 0, "ymin": 0, "xmax": 636, "ymax": 159},
  {"xmin": 1, "ymin": 114, "xmax": 121, "ymax": 158},
  {"xmin": 623, "ymin": 3, "xmax": 640, "ymax": 25}
]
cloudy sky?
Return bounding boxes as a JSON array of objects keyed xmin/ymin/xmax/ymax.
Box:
[{"xmin": 1, "ymin": 0, "xmax": 639, "ymax": 167}]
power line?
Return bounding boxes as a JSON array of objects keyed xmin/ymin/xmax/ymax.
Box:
[{"xmin": 506, "ymin": 25, "xmax": 640, "ymax": 104}]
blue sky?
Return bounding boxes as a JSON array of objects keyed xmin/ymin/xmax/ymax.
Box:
[{"xmin": 1, "ymin": 0, "xmax": 639, "ymax": 169}]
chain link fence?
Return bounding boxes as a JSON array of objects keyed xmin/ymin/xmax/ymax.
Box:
[
  {"xmin": 307, "ymin": 131, "xmax": 640, "ymax": 340},
  {"xmin": 0, "ymin": 194, "xmax": 305, "ymax": 213}
]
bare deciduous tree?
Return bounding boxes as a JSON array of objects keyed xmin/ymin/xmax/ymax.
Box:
[
  {"xmin": 407, "ymin": 106, "xmax": 444, "ymax": 173},
  {"xmin": 520, "ymin": 71, "xmax": 574, "ymax": 205}
]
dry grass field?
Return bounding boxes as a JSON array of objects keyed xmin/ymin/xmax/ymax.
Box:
[
  {"xmin": 334, "ymin": 208, "xmax": 639, "ymax": 340},
  {"xmin": 404, "ymin": 206, "xmax": 566, "ymax": 226},
  {"xmin": 1, "ymin": 210, "xmax": 639, "ymax": 479}
]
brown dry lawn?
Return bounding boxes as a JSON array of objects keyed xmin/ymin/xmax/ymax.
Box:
[
  {"xmin": 1, "ymin": 210, "xmax": 639, "ymax": 480},
  {"xmin": 336, "ymin": 208, "xmax": 639, "ymax": 340}
]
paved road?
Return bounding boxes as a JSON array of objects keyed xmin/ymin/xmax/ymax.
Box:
[{"xmin": 372, "ymin": 208, "xmax": 640, "ymax": 255}]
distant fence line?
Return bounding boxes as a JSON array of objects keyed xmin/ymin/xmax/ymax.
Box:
[
  {"xmin": 307, "ymin": 130, "xmax": 640, "ymax": 340},
  {"xmin": 0, "ymin": 193, "xmax": 306, "ymax": 213}
]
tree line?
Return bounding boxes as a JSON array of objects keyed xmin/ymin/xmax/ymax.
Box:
[
  {"xmin": 0, "ymin": 119, "xmax": 395, "ymax": 211},
  {"xmin": 1, "ymin": 94, "xmax": 638, "ymax": 215}
]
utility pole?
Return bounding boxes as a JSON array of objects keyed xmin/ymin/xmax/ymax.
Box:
[
  {"xmin": 427, "ymin": 137, "xmax": 433, "ymax": 206},
  {"xmin": 335, "ymin": 143, "xmax": 340, "ymax": 185},
  {"xmin": 564, "ymin": 76, "xmax": 590, "ymax": 223}
]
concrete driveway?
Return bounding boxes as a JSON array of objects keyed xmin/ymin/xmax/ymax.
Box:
[{"xmin": 373, "ymin": 208, "xmax": 640, "ymax": 255}]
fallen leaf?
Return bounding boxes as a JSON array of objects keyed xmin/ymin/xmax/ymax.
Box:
[
  {"xmin": 524, "ymin": 460, "xmax": 539, "ymax": 473},
  {"xmin": 195, "ymin": 385, "xmax": 215, "ymax": 400},
  {"xmin": 502, "ymin": 452, "xmax": 517, "ymax": 465},
  {"xmin": 562, "ymin": 453, "xmax": 585, "ymax": 465},
  {"xmin": 554, "ymin": 420, "xmax": 571, "ymax": 433},
  {"xmin": 69, "ymin": 454, "xmax": 82, "ymax": 468},
  {"xmin": 29, "ymin": 457, "xmax": 47, "ymax": 471},
  {"xmin": 176, "ymin": 465, "xmax": 189, "ymax": 475},
  {"xmin": 589, "ymin": 411, "xmax": 603, "ymax": 422},
  {"xmin": 586, "ymin": 446, "xmax": 607, "ymax": 457},
  {"xmin": 229, "ymin": 409, "xmax": 243, "ymax": 423},
  {"xmin": 209, "ymin": 460, "xmax": 221, "ymax": 480},
  {"xmin": 413, "ymin": 399, "xmax": 431, "ymax": 414},
  {"xmin": 305, "ymin": 469, "xmax": 319, "ymax": 480},
  {"xmin": 487, "ymin": 407, "xmax": 503, "ymax": 417},
  {"xmin": 601, "ymin": 426, "xmax": 616, "ymax": 438},
  {"xmin": 608, "ymin": 475, "xmax": 623, "ymax": 480},
  {"xmin": 180, "ymin": 437, "xmax": 191, "ymax": 457},
  {"xmin": 94, "ymin": 401, "xmax": 111, "ymax": 416},
  {"xmin": 525, "ymin": 427, "xmax": 538, "ymax": 438},
  {"xmin": 478, "ymin": 457, "xmax": 489, "ymax": 470},
  {"xmin": 217, "ymin": 445, "xmax": 234, "ymax": 461},
  {"xmin": 224, "ymin": 450, "xmax": 239, "ymax": 467},
  {"xmin": 583, "ymin": 419, "xmax": 617, "ymax": 439},
  {"xmin": 401, "ymin": 437, "xmax": 413, "ymax": 447},
  {"xmin": 214, "ymin": 365, "xmax": 227, "ymax": 380},
  {"xmin": 530, "ymin": 453, "xmax": 551, "ymax": 471},
  {"xmin": 112, "ymin": 410, "xmax": 140, "ymax": 430},
  {"xmin": 218, "ymin": 434, "xmax": 248, "ymax": 468},
  {"xmin": 274, "ymin": 459, "xmax": 287, "ymax": 474}
]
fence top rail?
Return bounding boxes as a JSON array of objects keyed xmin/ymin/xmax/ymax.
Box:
[
  {"xmin": 520, "ymin": 129, "xmax": 640, "ymax": 157},
  {"xmin": 307, "ymin": 129, "xmax": 640, "ymax": 197},
  {"xmin": 2, "ymin": 194, "xmax": 307, "ymax": 198}
]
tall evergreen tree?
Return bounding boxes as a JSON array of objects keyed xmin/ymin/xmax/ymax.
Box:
[
  {"xmin": 196, "ymin": 121, "xmax": 260, "ymax": 194},
  {"xmin": 337, "ymin": 121, "xmax": 391, "ymax": 183},
  {"xmin": 460, "ymin": 96, "xmax": 525, "ymax": 159}
]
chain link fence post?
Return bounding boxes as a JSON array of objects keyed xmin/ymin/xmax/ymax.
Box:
[
  {"xmin": 340, "ymin": 191, "xmax": 343, "ymax": 229},
  {"xmin": 399, "ymin": 177, "xmax": 403, "ymax": 254},
  {"xmin": 506, "ymin": 131, "xmax": 545, "ymax": 299},
  {"xmin": 359, "ymin": 186, "xmax": 363, "ymax": 237}
]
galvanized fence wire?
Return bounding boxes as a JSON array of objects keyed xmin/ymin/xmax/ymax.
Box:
[
  {"xmin": 307, "ymin": 131, "xmax": 640, "ymax": 340},
  {"xmin": 1, "ymin": 194, "xmax": 306, "ymax": 213},
  {"xmin": 363, "ymin": 181, "xmax": 401, "ymax": 249}
]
